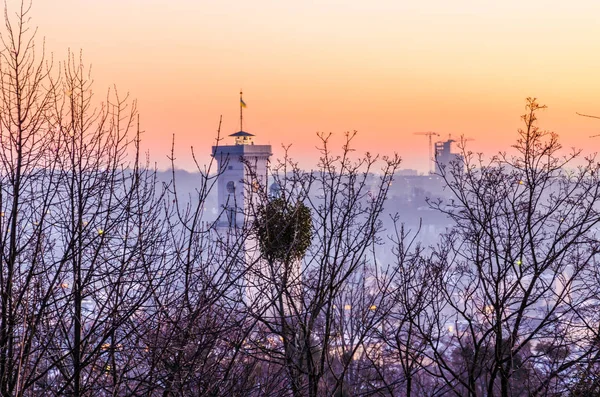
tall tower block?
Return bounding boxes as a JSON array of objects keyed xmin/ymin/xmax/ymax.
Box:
[
  {"xmin": 212, "ymin": 130, "xmax": 274, "ymax": 312},
  {"xmin": 434, "ymin": 138, "xmax": 464, "ymax": 175},
  {"xmin": 211, "ymin": 130, "xmax": 272, "ymax": 228}
]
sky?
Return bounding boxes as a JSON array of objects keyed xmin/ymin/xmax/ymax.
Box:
[{"xmin": 23, "ymin": 0, "xmax": 600, "ymax": 172}]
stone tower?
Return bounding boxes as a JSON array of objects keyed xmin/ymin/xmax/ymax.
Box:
[
  {"xmin": 211, "ymin": 130, "xmax": 272, "ymax": 228},
  {"xmin": 211, "ymin": 127, "xmax": 276, "ymax": 313}
]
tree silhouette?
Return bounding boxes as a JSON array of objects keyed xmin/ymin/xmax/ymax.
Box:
[{"xmin": 426, "ymin": 98, "xmax": 600, "ymax": 396}]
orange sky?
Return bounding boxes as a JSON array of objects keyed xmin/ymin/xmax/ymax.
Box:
[{"xmin": 24, "ymin": 0, "xmax": 600, "ymax": 172}]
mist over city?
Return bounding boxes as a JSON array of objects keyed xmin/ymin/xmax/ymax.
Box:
[{"xmin": 0, "ymin": 1, "xmax": 600, "ymax": 396}]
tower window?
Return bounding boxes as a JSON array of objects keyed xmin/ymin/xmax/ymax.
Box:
[{"xmin": 226, "ymin": 181, "xmax": 236, "ymax": 193}]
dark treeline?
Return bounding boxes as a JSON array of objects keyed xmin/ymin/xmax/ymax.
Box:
[{"xmin": 1, "ymin": 3, "xmax": 600, "ymax": 397}]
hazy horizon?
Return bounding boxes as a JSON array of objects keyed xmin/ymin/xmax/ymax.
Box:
[{"xmin": 24, "ymin": 0, "xmax": 600, "ymax": 172}]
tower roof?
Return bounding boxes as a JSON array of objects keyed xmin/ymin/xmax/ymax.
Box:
[{"xmin": 229, "ymin": 130, "xmax": 254, "ymax": 137}]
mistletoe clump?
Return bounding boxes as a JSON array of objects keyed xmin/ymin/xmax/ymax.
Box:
[{"xmin": 255, "ymin": 197, "xmax": 312, "ymax": 263}]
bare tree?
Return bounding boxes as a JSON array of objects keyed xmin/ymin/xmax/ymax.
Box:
[
  {"xmin": 46, "ymin": 51, "xmax": 167, "ymax": 395},
  {"xmin": 9, "ymin": 2, "xmax": 600, "ymax": 396},
  {"xmin": 0, "ymin": 2, "xmax": 60, "ymax": 394},
  {"xmin": 129, "ymin": 126, "xmax": 267, "ymax": 396},
  {"xmin": 425, "ymin": 98, "xmax": 600, "ymax": 396},
  {"xmin": 363, "ymin": 222, "xmax": 447, "ymax": 397},
  {"xmin": 0, "ymin": 3, "xmax": 168, "ymax": 394},
  {"xmin": 239, "ymin": 132, "xmax": 402, "ymax": 396}
]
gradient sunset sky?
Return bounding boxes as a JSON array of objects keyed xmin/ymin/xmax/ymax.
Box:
[{"xmin": 28, "ymin": 0, "xmax": 600, "ymax": 171}]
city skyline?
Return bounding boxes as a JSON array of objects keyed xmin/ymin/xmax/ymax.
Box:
[
  {"xmin": 0, "ymin": 3, "xmax": 599, "ymax": 394},
  {"xmin": 29, "ymin": 0, "xmax": 600, "ymax": 171}
]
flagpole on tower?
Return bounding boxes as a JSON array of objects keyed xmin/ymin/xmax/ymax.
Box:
[{"xmin": 240, "ymin": 90, "xmax": 244, "ymax": 132}]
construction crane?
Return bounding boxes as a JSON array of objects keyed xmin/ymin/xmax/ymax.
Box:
[{"xmin": 414, "ymin": 131, "xmax": 440, "ymax": 174}]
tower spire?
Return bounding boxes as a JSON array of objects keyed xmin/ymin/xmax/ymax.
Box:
[
  {"xmin": 233, "ymin": 92, "xmax": 252, "ymax": 145},
  {"xmin": 239, "ymin": 90, "xmax": 246, "ymax": 131}
]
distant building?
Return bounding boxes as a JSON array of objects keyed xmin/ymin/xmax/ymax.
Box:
[
  {"xmin": 434, "ymin": 138, "xmax": 464, "ymax": 174},
  {"xmin": 211, "ymin": 130, "xmax": 272, "ymax": 228},
  {"xmin": 212, "ymin": 129, "xmax": 297, "ymax": 317},
  {"xmin": 396, "ymin": 168, "xmax": 419, "ymax": 176}
]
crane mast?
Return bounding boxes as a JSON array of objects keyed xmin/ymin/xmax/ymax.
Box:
[{"xmin": 414, "ymin": 131, "xmax": 440, "ymax": 174}]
